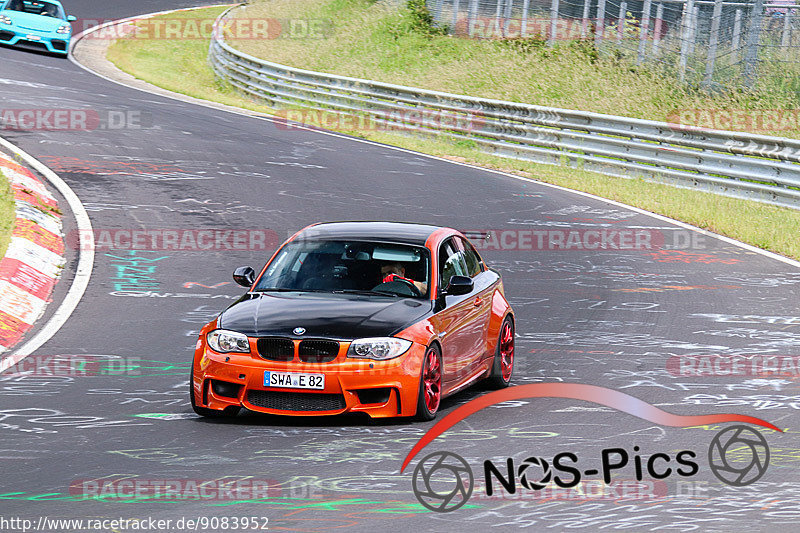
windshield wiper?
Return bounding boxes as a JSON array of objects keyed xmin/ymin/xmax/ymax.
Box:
[
  {"xmin": 332, "ymin": 289, "xmax": 401, "ymax": 297},
  {"xmin": 255, "ymin": 288, "xmax": 402, "ymax": 297},
  {"xmin": 255, "ymin": 288, "xmax": 351, "ymax": 294}
]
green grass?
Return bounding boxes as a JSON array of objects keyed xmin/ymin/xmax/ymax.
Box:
[
  {"xmin": 232, "ymin": 0, "xmax": 800, "ymax": 138},
  {"xmin": 106, "ymin": 5, "xmax": 800, "ymax": 261},
  {"xmin": 0, "ymin": 169, "xmax": 15, "ymax": 259},
  {"xmin": 106, "ymin": 6, "xmax": 276, "ymax": 114}
]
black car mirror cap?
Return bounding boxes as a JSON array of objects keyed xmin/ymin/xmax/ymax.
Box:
[
  {"xmin": 233, "ymin": 266, "xmax": 256, "ymax": 288},
  {"xmin": 443, "ymin": 275, "xmax": 473, "ymax": 296}
]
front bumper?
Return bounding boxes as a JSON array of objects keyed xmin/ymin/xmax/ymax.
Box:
[
  {"xmin": 0, "ymin": 27, "xmax": 70, "ymax": 54},
  {"xmin": 192, "ymin": 339, "xmax": 426, "ymax": 418}
]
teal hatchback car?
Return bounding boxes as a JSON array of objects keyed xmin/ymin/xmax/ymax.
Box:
[{"xmin": 0, "ymin": 0, "xmax": 75, "ymax": 56}]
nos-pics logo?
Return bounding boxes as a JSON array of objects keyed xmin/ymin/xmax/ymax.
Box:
[{"xmin": 412, "ymin": 425, "xmax": 770, "ymax": 513}]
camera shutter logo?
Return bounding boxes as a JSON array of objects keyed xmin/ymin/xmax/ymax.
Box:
[
  {"xmin": 517, "ymin": 456, "xmax": 552, "ymax": 490},
  {"xmin": 708, "ymin": 425, "xmax": 770, "ymax": 486},
  {"xmin": 412, "ymin": 451, "xmax": 473, "ymax": 512}
]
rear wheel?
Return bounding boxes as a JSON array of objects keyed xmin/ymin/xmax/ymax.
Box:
[
  {"xmin": 487, "ymin": 317, "xmax": 514, "ymax": 389},
  {"xmin": 415, "ymin": 344, "xmax": 442, "ymax": 421},
  {"xmin": 190, "ymin": 369, "xmax": 240, "ymax": 418}
]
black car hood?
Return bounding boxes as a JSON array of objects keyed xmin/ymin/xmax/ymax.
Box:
[{"xmin": 218, "ymin": 292, "xmax": 433, "ymax": 339}]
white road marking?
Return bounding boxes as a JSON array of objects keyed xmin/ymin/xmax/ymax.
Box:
[{"xmin": 0, "ymin": 137, "xmax": 94, "ymax": 368}]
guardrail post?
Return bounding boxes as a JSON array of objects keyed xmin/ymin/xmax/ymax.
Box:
[
  {"xmin": 782, "ymin": 8, "xmax": 792, "ymax": 50},
  {"xmin": 637, "ymin": 0, "xmax": 652, "ymax": 63},
  {"xmin": 652, "ymin": 2, "xmax": 663, "ymax": 55},
  {"xmin": 595, "ymin": 0, "xmax": 606, "ymax": 48},
  {"xmin": 703, "ymin": 0, "xmax": 724, "ymax": 87},
  {"xmin": 678, "ymin": 0, "xmax": 695, "ymax": 82},
  {"xmin": 617, "ymin": 1, "xmax": 626, "ymax": 43},
  {"xmin": 521, "ymin": 0, "xmax": 530, "ymax": 36},
  {"xmin": 549, "ymin": 0, "xmax": 560, "ymax": 45},
  {"xmin": 743, "ymin": 0, "xmax": 765, "ymax": 88}
]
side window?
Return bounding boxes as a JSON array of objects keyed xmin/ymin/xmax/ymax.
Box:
[
  {"xmin": 439, "ymin": 239, "xmax": 468, "ymax": 289},
  {"xmin": 456, "ymin": 237, "xmax": 483, "ymax": 278}
]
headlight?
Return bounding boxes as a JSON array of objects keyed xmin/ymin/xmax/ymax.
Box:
[
  {"xmin": 207, "ymin": 329, "xmax": 250, "ymax": 353},
  {"xmin": 56, "ymin": 24, "xmax": 70, "ymax": 34},
  {"xmin": 347, "ymin": 337, "xmax": 412, "ymax": 360},
  {"xmin": 0, "ymin": 15, "xmax": 12, "ymax": 25}
]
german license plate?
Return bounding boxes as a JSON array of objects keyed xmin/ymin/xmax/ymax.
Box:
[{"xmin": 264, "ymin": 371, "xmax": 324, "ymax": 390}]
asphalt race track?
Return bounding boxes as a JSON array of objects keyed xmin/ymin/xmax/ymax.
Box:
[{"xmin": 1, "ymin": 1, "xmax": 800, "ymax": 531}]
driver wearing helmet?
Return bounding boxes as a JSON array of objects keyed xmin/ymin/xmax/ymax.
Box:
[{"xmin": 380, "ymin": 263, "xmax": 427, "ymax": 295}]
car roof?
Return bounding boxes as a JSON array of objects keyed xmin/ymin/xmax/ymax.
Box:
[{"xmin": 296, "ymin": 221, "xmax": 449, "ymax": 246}]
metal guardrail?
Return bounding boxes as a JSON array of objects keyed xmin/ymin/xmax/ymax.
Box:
[{"xmin": 209, "ymin": 5, "xmax": 800, "ymax": 209}]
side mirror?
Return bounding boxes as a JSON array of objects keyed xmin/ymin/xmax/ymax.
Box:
[
  {"xmin": 233, "ymin": 266, "xmax": 255, "ymax": 288},
  {"xmin": 67, "ymin": 15, "xmax": 76, "ymax": 21},
  {"xmin": 444, "ymin": 275, "xmax": 473, "ymax": 296}
]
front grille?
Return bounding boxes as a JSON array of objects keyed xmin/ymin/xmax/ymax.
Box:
[
  {"xmin": 247, "ymin": 390, "xmax": 346, "ymax": 412},
  {"xmin": 51, "ymin": 40, "xmax": 67, "ymax": 51},
  {"xmin": 18, "ymin": 41, "xmax": 48, "ymax": 51},
  {"xmin": 298, "ymin": 340, "xmax": 339, "ymax": 363},
  {"xmin": 256, "ymin": 337, "xmax": 294, "ymax": 361},
  {"xmin": 0, "ymin": 31, "xmax": 13, "ymax": 41}
]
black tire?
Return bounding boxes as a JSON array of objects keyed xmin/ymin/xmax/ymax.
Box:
[
  {"xmin": 414, "ymin": 344, "xmax": 443, "ymax": 421},
  {"xmin": 486, "ymin": 317, "xmax": 514, "ymax": 389},
  {"xmin": 190, "ymin": 369, "xmax": 240, "ymax": 418}
]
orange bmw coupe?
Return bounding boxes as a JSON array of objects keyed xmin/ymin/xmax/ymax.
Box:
[{"xmin": 191, "ymin": 222, "xmax": 514, "ymax": 421}]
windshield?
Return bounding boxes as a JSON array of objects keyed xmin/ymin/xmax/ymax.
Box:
[
  {"xmin": 254, "ymin": 239, "xmax": 431, "ymax": 299},
  {"xmin": 4, "ymin": 0, "xmax": 66, "ymax": 19}
]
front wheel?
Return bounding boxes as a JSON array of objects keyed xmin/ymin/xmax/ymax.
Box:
[
  {"xmin": 414, "ymin": 344, "xmax": 442, "ymax": 421},
  {"xmin": 486, "ymin": 317, "xmax": 514, "ymax": 389}
]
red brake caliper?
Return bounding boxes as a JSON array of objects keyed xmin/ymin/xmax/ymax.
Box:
[
  {"xmin": 500, "ymin": 322, "xmax": 514, "ymax": 381},
  {"xmin": 424, "ymin": 349, "xmax": 441, "ymax": 412}
]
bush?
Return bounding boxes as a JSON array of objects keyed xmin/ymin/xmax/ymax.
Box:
[{"xmin": 406, "ymin": 0, "xmax": 448, "ymax": 37}]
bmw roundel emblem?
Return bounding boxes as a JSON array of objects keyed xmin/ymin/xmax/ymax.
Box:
[{"xmin": 293, "ymin": 327, "xmax": 306, "ymax": 335}]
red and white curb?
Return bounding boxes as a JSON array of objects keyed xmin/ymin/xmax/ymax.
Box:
[
  {"xmin": 0, "ymin": 137, "xmax": 92, "ymax": 372},
  {"xmin": 0, "ymin": 154, "xmax": 65, "ymax": 353}
]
